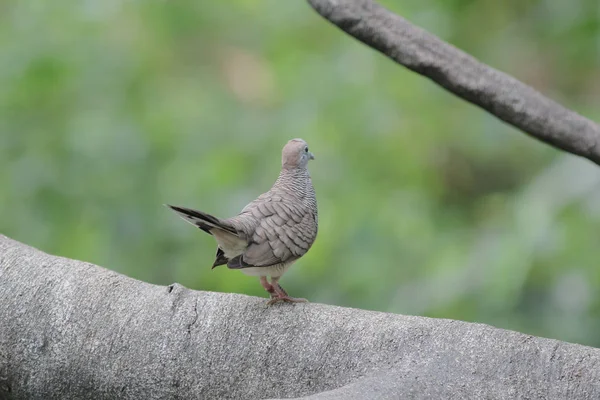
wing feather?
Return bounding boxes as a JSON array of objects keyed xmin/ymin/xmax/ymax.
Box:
[{"xmin": 233, "ymin": 200, "xmax": 316, "ymax": 268}]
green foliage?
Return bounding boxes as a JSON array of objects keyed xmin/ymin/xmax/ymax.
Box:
[{"xmin": 1, "ymin": 0, "xmax": 599, "ymax": 346}]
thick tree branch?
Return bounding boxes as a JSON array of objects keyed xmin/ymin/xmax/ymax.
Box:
[
  {"xmin": 1, "ymin": 235, "xmax": 600, "ymax": 399},
  {"xmin": 306, "ymin": 0, "xmax": 600, "ymax": 165}
]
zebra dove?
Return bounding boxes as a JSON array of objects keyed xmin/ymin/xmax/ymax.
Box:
[{"xmin": 167, "ymin": 138, "xmax": 318, "ymax": 304}]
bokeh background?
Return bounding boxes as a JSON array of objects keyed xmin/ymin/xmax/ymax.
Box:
[{"xmin": 1, "ymin": 0, "xmax": 599, "ymax": 346}]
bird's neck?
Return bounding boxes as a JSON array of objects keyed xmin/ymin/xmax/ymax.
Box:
[
  {"xmin": 279, "ymin": 166, "xmax": 309, "ymax": 177},
  {"xmin": 273, "ymin": 167, "xmax": 312, "ymax": 195}
]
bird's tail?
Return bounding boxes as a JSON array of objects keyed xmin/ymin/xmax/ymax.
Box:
[{"xmin": 166, "ymin": 205, "xmax": 239, "ymax": 236}]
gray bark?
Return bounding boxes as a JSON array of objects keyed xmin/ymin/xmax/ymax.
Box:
[
  {"xmin": 1, "ymin": 235, "xmax": 600, "ymax": 399},
  {"xmin": 306, "ymin": 0, "xmax": 600, "ymax": 166}
]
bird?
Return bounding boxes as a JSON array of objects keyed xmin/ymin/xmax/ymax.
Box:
[{"xmin": 167, "ymin": 138, "xmax": 318, "ymax": 305}]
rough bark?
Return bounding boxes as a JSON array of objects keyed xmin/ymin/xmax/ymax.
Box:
[
  {"xmin": 1, "ymin": 235, "xmax": 600, "ymax": 399},
  {"xmin": 306, "ymin": 0, "xmax": 600, "ymax": 166}
]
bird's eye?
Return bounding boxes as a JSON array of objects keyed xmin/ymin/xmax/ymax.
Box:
[{"xmin": 304, "ymin": 147, "xmax": 309, "ymax": 153}]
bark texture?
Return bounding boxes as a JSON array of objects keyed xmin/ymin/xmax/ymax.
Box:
[
  {"xmin": 306, "ymin": 0, "xmax": 600, "ymax": 165},
  {"xmin": 1, "ymin": 235, "xmax": 600, "ymax": 399}
]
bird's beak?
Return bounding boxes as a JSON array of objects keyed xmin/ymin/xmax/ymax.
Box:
[{"xmin": 309, "ymin": 152, "xmax": 315, "ymax": 160}]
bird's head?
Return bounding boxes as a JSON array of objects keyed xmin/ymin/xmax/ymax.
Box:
[{"xmin": 281, "ymin": 138, "xmax": 314, "ymax": 170}]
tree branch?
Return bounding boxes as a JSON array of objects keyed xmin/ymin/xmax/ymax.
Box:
[
  {"xmin": 1, "ymin": 234, "xmax": 600, "ymax": 399},
  {"xmin": 306, "ymin": 0, "xmax": 600, "ymax": 165}
]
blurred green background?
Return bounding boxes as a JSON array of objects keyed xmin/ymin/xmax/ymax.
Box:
[{"xmin": 1, "ymin": 0, "xmax": 599, "ymax": 346}]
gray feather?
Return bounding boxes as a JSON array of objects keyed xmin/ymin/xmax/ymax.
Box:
[{"xmin": 168, "ymin": 138, "xmax": 318, "ymax": 277}]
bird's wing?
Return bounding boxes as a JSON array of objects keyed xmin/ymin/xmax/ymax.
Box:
[{"xmin": 228, "ymin": 199, "xmax": 316, "ymax": 269}]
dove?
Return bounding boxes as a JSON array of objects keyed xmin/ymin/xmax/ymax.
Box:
[{"xmin": 167, "ymin": 138, "xmax": 318, "ymax": 304}]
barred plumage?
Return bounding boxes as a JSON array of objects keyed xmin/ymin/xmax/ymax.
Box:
[{"xmin": 167, "ymin": 138, "xmax": 317, "ymax": 304}]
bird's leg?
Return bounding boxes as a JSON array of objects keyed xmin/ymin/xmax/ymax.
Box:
[
  {"xmin": 266, "ymin": 277, "xmax": 308, "ymax": 305},
  {"xmin": 259, "ymin": 276, "xmax": 277, "ymax": 299}
]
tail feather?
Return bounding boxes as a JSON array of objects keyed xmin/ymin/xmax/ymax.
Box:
[
  {"xmin": 166, "ymin": 205, "xmax": 239, "ymax": 236},
  {"xmin": 212, "ymin": 247, "xmax": 229, "ymax": 269}
]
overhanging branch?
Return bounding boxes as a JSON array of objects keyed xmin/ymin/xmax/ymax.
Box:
[{"xmin": 306, "ymin": 0, "xmax": 600, "ymax": 165}]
